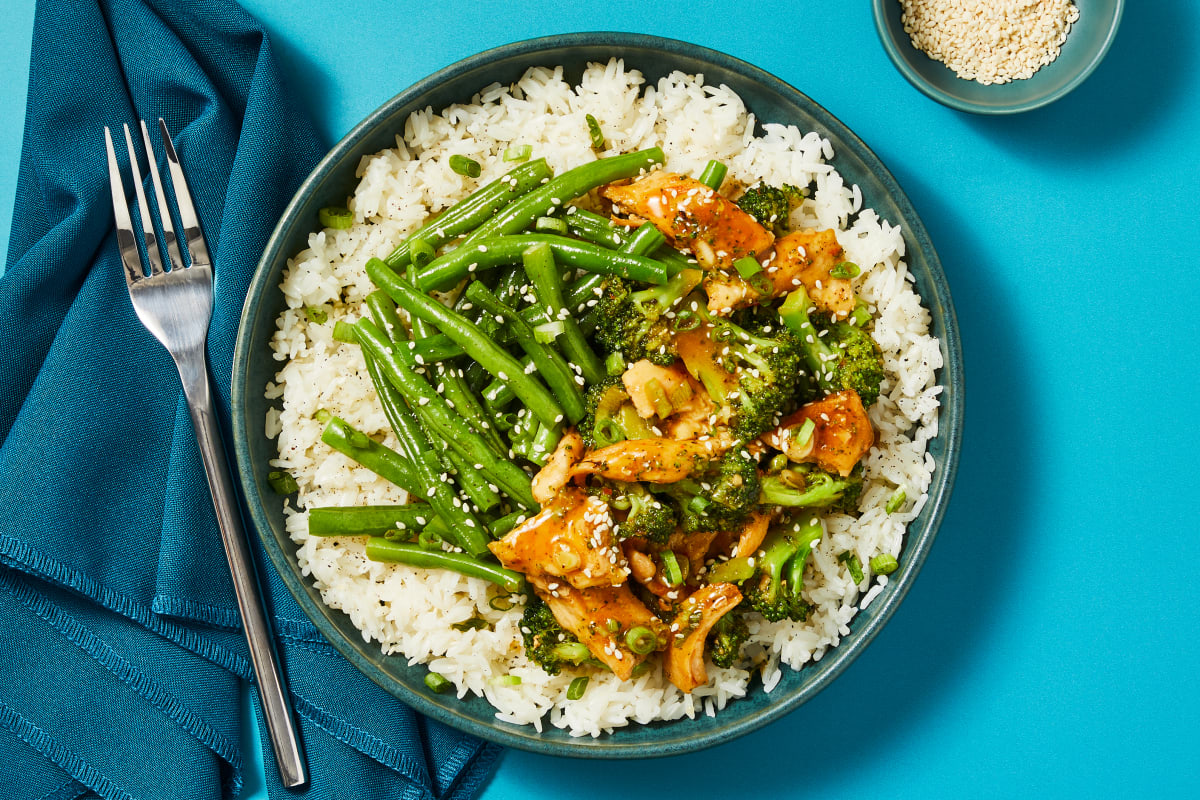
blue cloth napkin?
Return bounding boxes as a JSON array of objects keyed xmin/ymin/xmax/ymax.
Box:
[{"xmin": 0, "ymin": 2, "xmax": 502, "ymax": 798}]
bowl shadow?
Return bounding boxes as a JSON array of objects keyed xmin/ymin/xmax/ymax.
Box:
[{"xmin": 961, "ymin": 1, "xmax": 1192, "ymax": 162}]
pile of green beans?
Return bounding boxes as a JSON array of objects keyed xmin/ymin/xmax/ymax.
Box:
[{"xmin": 305, "ymin": 147, "xmax": 699, "ymax": 591}]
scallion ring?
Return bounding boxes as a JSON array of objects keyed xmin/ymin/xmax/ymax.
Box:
[
  {"xmin": 449, "ymin": 154, "xmax": 482, "ymax": 178},
  {"xmin": 424, "ymin": 672, "xmax": 451, "ymax": 693},
  {"xmin": 566, "ymin": 676, "xmax": 589, "ymax": 700},
  {"xmin": 318, "ymin": 206, "xmax": 353, "ymax": 229},
  {"xmin": 625, "ymin": 626, "xmax": 658, "ymax": 656}
]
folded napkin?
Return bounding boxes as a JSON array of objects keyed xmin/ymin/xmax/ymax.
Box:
[{"xmin": 0, "ymin": 1, "xmax": 501, "ymax": 798}]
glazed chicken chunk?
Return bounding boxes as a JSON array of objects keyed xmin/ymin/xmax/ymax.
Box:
[
  {"xmin": 761, "ymin": 389, "xmax": 874, "ymax": 477},
  {"xmin": 663, "ymin": 582, "xmax": 743, "ymax": 693},
  {"xmin": 488, "ymin": 488, "xmax": 628, "ymax": 590},
  {"xmin": 602, "ymin": 171, "xmax": 774, "ymax": 270}
]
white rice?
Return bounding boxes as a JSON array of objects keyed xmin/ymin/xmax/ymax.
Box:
[{"xmin": 267, "ymin": 60, "xmax": 943, "ymax": 736}]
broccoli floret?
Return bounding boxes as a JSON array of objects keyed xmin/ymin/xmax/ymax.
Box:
[
  {"xmin": 520, "ymin": 594, "xmax": 591, "ymax": 675},
  {"xmin": 742, "ymin": 516, "xmax": 822, "ymax": 622},
  {"xmin": 683, "ymin": 302, "xmax": 807, "ymax": 440},
  {"xmin": 736, "ymin": 182, "xmax": 803, "ymax": 235},
  {"xmin": 657, "ymin": 446, "xmax": 762, "ymax": 533},
  {"xmin": 779, "ymin": 287, "xmax": 885, "ymax": 406},
  {"xmin": 613, "ymin": 482, "xmax": 677, "ymax": 544},
  {"xmin": 580, "ymin": 376, "xmax": 657, "ymax": 449},
  {"xmin": 759, "ymin": 464, "xmax": 864, "ymax": 514},
  {"xmin": 595, "ymin": 269, "xmax": 704, "ymax": 365},
  {"xmin": 707, "ymin": 608, "xmax": 749, "ymax": 669}
]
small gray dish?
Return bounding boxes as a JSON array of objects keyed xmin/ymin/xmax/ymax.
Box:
[
  {"xmin": 873, "ymin": 0, "xmax": 1123, "ymax": 114},
  {"xmin": 231, "ymin": 32, "xmax": 965, "ymax": 758}
]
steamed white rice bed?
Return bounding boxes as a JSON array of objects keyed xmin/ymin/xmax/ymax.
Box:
[{"xmin": 268, "ymin": 60, "xmax": 942, "ymax": 736}]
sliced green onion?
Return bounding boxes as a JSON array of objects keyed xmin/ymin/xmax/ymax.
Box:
[
  {"xmin": 318, "ymin": 206, "xmax": 353, "ymax": 229},
  {"xmin": 659, "ymin": 550, "xmax": 684, "ymax": 586},
  {"xmin": 383, "ymin": 528, "xmax": 416, "ymax": 543},
  {"xmin": 489, "ymin": 674, "xmax": 522, "ymax": 687},
  {"xmin": 869, "ymin": 553, "xmax": 899, "ymax": 575},
  {"xmin": 644, "ymin": 378, "xmax": 674, "ymax": 419},
  {"xmin": 794, "ymin": 418, "xmax": 816, "ymax": 446},
  {"xmin": 418, "ymin": 529, "xmax": 444, "ymax": 551},
  {"xmin": 671, "ymin": 309, "xmax": 700, "ymax": 332},
  {"xmin": 687, "ymin": 495, "xmax": 710, "ymax": 515},
  {"xmin": 451, "ymin": 618, "xmax": 489, "ymax": 632},
  {"xmin": 747, "ymin": 271, "xmax": 775, "ymax": 295},
  {"xmin": 424, "ymin": 671, "xmax": 451, "ymax": 693},
  {"xmin": 697, "ymin": 160, "xmax": 727, "ymax": 190},
  {"xmin": 768, "ymin": 454, "xmax": 788, "ymax": 473},
  {"xmin": 829, "ymin": 261, "xmax": 861, "ymax": 279},
  {"xmin": 625, "ymin": 626, "xmax": 658, "ymax": 656},
  {"xmin": 585, "ymin": 114, "xmax": 605, "ymax": 150},
  {"xmin": 605, "ymin": 618, "xmax": 621, "ymax": 634},
  {"xmin": 489, "ymin": 593, "xmax": 515, "ymax": 612},
  {"xmin": 605, "ymin": 351, "xmax": 626, "ymax": 376},
  {"xmin": 503, "ymin": 144, "xmax": 532, "ymax": 162},
  {"xmin": 838, "ymin": 551, "xmax": 865, "ymax": 584},
  {"xmin": 610, "ymin": 493, "xmax": 632, "ymax": 512},
  {"xmin": 449, "ymin": 154, "xmax": 481, "ymax": 178},
  {"xmin": 567, "ymin": 676, "xmax": 590, "ymax": 700},
  {"xmin": 409, "ymin": 238, "xmax": 436, "ymax": 267},
  {"xmin": 535, "ymin": 215, "xmax": 568, "ymax": 234},
  {"xmin": 885, "ymin": 486, "xmax": 908, "ymax": 514},
  {"xmin": 332, "ymin": 319, "xmax": 359, "ymax": 343},
  {"xmin": 532, "ymin": 320, "xmax": 566, "ymax": 344},
  {"xmin": 267, "ymin": 470, "xmax": 298, "ymax": 495},
  {"xmin": 733, "ymin": 255, "xmax": 762, "ymax": 278},
  {"xmin": 594, "ymin": 417, "xmax": 625, "ymax": 448},
  {"xmin": 304, "ymin": 306, "xmax": 329, "ymax": 324}
]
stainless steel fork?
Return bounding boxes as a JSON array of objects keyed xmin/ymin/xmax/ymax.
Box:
[{"xmin": 105, "ymin": 119, "xmax": 307, "ymax": 789}]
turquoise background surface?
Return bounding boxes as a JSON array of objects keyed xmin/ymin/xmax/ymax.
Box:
[{"xmin": 3, "ymin": 1, "xmax": 1198, "ymax": 797}]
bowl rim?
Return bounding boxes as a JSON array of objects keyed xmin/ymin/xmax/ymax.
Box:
[
  {"xmin": 232, "ymin": 31, "xmax": 965, "ymax": 758},
  {"xmin": 871, "ymin": 0, "xmax": 1124, "ymax": 114}
]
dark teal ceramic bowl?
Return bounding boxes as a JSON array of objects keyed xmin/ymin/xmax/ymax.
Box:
[
  {"xmin": 232, "ymin": 33, "xmax": 964, "ymax": 758},
  {"xmin": 873, "ymin": 0, "xmax": 1122, "ymax": 114}
]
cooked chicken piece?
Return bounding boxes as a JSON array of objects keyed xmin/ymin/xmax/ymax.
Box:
[
  {"xmin": 601, "ymin": 171, "xmax": 774, "ymax": 270},
  {"xmin": 767, "ymin": 229, "xmax": 855, "ymax": 318},
  {"xmin": 488, "ymin": 489, "xmax": 627, "ymax": 590},
  {"xmin": 621, "ymin": 360, "xmax": 694, "ymax": 420},
  {"xmin": 538, "ymin": 580, "xmax": 668, "ymax": 680},
  {"xmin": 702, "ymin": 228, "xmax": 855, "ymax": 318},
  {"xmin": 569, "ymin": 438, "xmax": 718, "ymax": 484},
  {"xmin": 657, "ymin": 373, "xmax": 717, "ymax": 441},
  {"xmin": 732, "ymin": 510, "xmax": 773, "ymax": 559},
  {"xmin": 673, "ymin": 325, "xmax": 739, "ymax": 406},
  {"xmin": 531, "ymin": 429, "xmax": 585, "ymax": 504},
  {"xmin": 622, "ymin": 541, "xmax": 674, "ymax": 599},
  {"xmin": 761, "ymin": 389, "xmax": 874, "ymax": 477},
  {"xmin": 663, "ymin": 582, "xmax": 743, "ymax": 693}
]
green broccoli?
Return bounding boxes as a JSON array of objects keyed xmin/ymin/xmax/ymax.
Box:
[
  {"xmin": 681, "ymin": 302, "xmax": 807, "ymax": 440},
  {"xmin": 736, "ymin": 182, "xmax": 803, "ymax": 235},
  {"xmin": 657, "ymin": 445, "xmax": 761, "ymax": 533},
  {"xmin": 579, "ymin": 376, "xmax": 656, "ymax": 449},
  {"xmin": 612, "ymin": 482, "xmax": 677, "ymax": 544},
  {"xmin": 742, "ymin": 515, "xmax": 822, "ymax": 623},
  {"xmin": 520, "ymin": 594, "xmax": 590, "ymax": 675},
  {"xmin": 779, "ymin": 287, "xmax": 885, "ymax": 406},
  {"xmin": 595, "ymin": 269, "xmax": 704, "ymax": 365},
  {"xmin": 759, "ymin": 464, "xmax": 864, "ymax": 514},
  {"xmin": 707, "ymin": 608, "xmax": 749, "ymax": 669}
]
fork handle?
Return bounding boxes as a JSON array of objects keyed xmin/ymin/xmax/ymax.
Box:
[{"xmin": 178, "ymin": 356, "xmax": 308, "ymax": 789}]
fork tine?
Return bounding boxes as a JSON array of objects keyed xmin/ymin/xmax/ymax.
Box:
[
  {"xmin": 138, "ymin": 120, "xmax": 186, "ymax": 272},
  {"xmin": 105, "ymin": 127, "xmax": 146, "ymax": 286},
  {"xmin": 157, "ymin": 118, "xmax": 212, "ymax": 270},
  {"xmin": 121, "ymin": 124, "xmax": 167, "ymax": 276}
]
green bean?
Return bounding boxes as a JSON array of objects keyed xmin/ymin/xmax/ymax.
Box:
[
  {"xmin": 436, "ymin": 362, "xmax": 509, "ymax": 456},
  {"xmin": 488, "ymin": 510, "xmax": 527, "ymax": 539},
  {"xmin": 317, "ymin": 412, "xmax": 422, "ymax": 496},
  {"xmin": 412, "ymin": 234, "xmax": 669, "ymax": 291},
  {"xmin": 308, "ymin": 505, "xmax": 432, "ymax": 538},
  {"xmin": 527, "ymin": 422, "xmax": 564, "ymax": 466},
  {"xmin": 565, "ymin": 208, "xmax": 694, "ymax": 274},
  {"xmin": 520, "ymin": 242, "xmax": 605, "ymax": 385},
  {"xmin": 440, "ymin": 441, "xmax": 503, "ymax": 513},
  {"xmin": 367, "ymin": 259, "xmax": 567, "ymax": 429},
  {"xmin": 410, "ymin": 272, "xmax": 605, "ymax": 364},
  {"xmin": 620, "ymin": 221, "xmax": 666, "ymax": 256},
  {"xmin": 353, "ymin": 318, "xmax": 538, "ymax": 509},
  {"xmin": 364, "ymin": 539, "xmax": 525, "ymax": 593},
  {"xmin": 365, "ymin": 290, "xmax": 408, "ymax": 344},
  {"xmin": 457, "ymin": 147, "xmax": 663, "ymax": 248},
  {"xmin": 464, "ymin": 281, "xmax": 586, "ymax": 424},
  {"xmin": 383, "ymin": 158, "xmax": 553, "ymax": 268}
]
